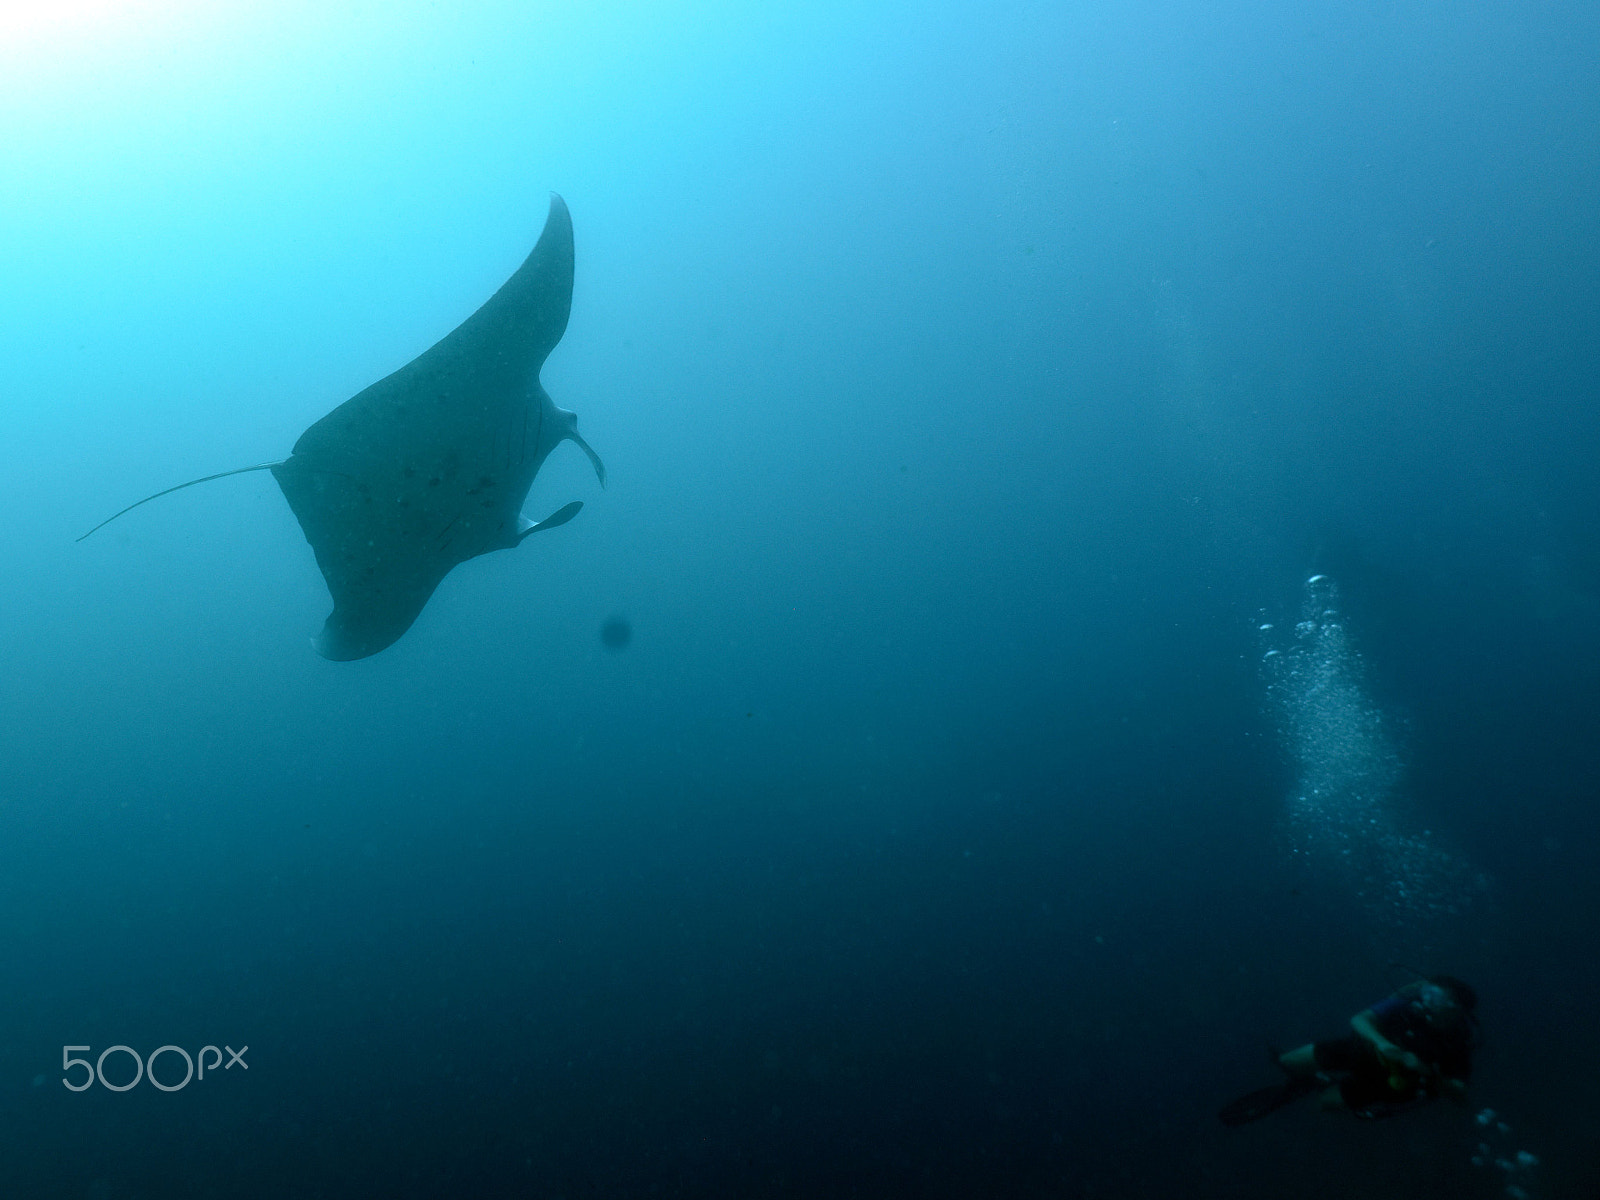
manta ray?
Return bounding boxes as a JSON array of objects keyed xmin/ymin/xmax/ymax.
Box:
[{"xmin": 81, "ymin": 193, "xmax": 603, "ymax": 661}]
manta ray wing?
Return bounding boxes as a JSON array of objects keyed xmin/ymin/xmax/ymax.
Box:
[
  {"xmin": 81, "ymin": 193, "xmax": 604, "ymax": 661},
  {"xmin": 271, "ymin": 193, "xmax": 600, "ymax": 661}
]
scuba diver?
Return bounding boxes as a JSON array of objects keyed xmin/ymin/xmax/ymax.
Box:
[{"xmin": 1220, "ymin": 975, "xmax": 1478, "ymax": 1126}]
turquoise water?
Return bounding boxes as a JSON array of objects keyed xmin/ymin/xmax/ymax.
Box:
[{"xmin": 2, "ymin": 1, "xmax": 1596, "ymax": 1195}]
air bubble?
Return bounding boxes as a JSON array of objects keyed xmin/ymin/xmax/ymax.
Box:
[{"xmin": 1260, "ymin": 575, "xmax": 1481, "ymax": 931}]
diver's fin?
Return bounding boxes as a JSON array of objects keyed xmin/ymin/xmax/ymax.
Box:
[{"xmin": 1218, "ymin": 1076, "xmax": 1320, "ymax": 1127}]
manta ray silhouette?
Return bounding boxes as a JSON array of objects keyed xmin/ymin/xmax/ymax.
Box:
[{"xmin": 80, "ymin": 193, "xmax": 604, "ymax": 661}]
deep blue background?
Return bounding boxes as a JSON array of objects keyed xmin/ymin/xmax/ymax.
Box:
[{"xmin": 1, "ymin": 1, "xmax": 1596, "ymax": 1195}]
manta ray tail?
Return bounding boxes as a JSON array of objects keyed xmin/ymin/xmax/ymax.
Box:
[{"xmin": 77, "ymin": 461, "xmax": 288, "ymax": 542}]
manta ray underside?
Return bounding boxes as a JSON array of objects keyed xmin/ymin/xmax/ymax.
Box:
[{"xmin": 81, "ymin": 193, "xmax": 604, "ymax": 660}]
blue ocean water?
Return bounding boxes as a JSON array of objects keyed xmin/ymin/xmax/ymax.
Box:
[{"xmin": 2, "ymin": 1, "xmax": 1596, "ymax": 1195}]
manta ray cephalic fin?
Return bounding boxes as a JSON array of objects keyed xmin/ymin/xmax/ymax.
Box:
[{"xmin": 516, "ymin": 501, "xmax": 584, "ymax": 542}]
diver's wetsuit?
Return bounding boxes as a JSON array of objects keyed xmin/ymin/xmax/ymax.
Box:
[
  {"xmin": 1313, "ymin": 984, "xmax": 1474, "ymax": 1117},
  {"xmin": 1219, "ymin": 980, "xmax": 1476, "ymax": 1127}
]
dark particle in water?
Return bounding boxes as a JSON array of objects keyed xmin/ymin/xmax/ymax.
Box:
[{"xmin": 600, "ymin": 616, "xmax": 632, "ymax": 650}]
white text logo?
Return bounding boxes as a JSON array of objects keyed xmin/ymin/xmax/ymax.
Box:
[{"xmin": 62, "ymin": 1044, "xmax": 248, "ymax": 1092}]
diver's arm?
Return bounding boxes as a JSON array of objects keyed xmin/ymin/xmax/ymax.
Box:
[
  {"xmin": 1351, "ymin": 1010, "xmax": 1422, "ymax": 1072},
  {"xmin": 1350, "ymin": 1010, "xmax": 1397, "ymax": 1056}
]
